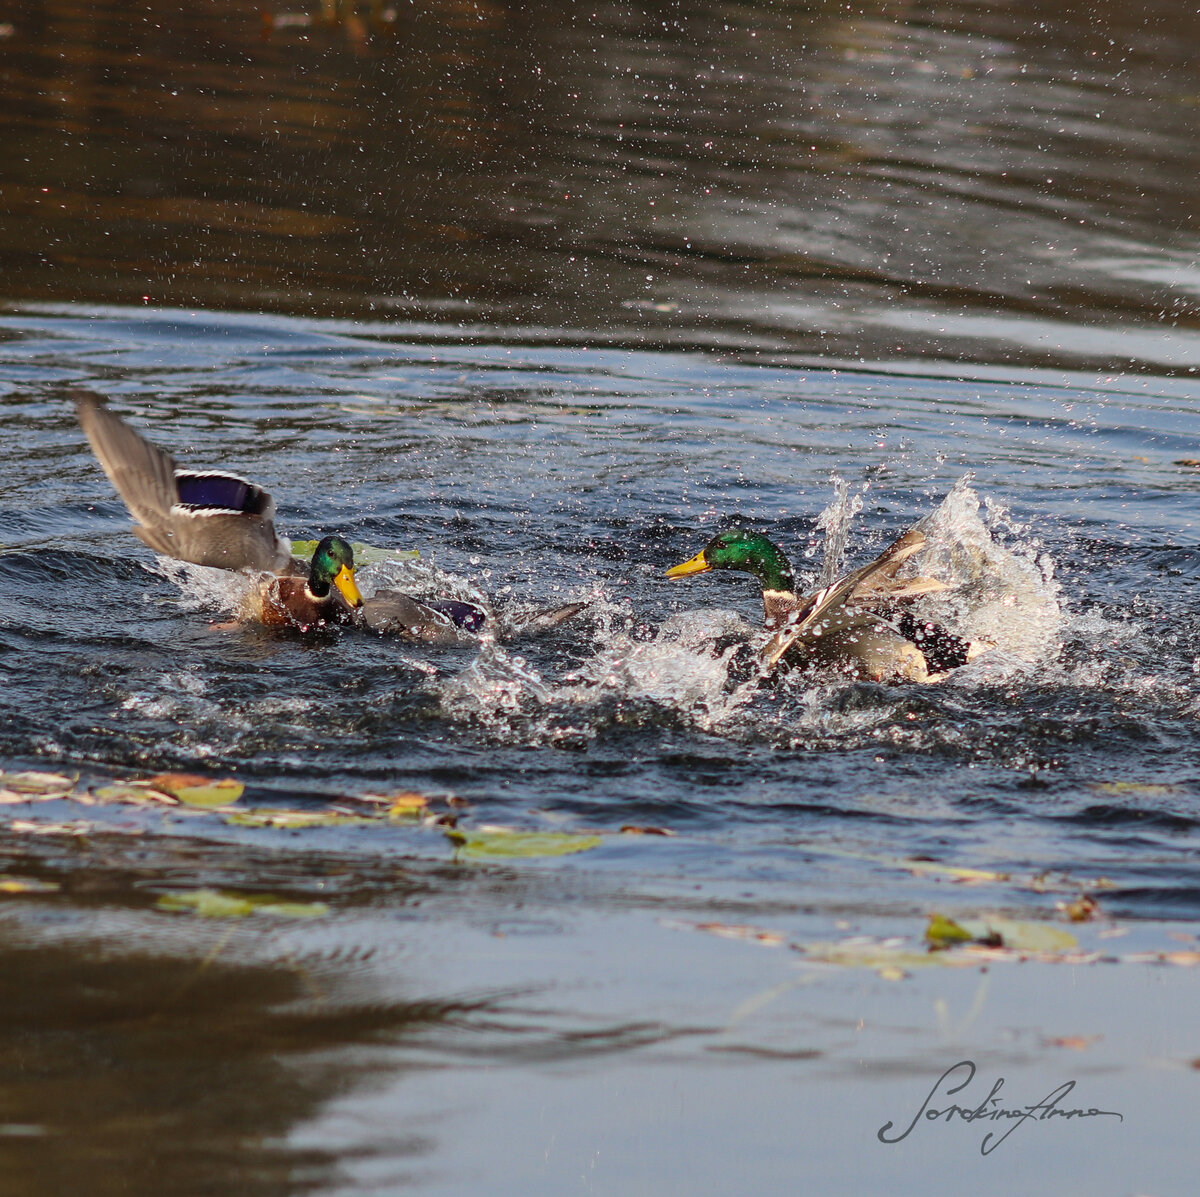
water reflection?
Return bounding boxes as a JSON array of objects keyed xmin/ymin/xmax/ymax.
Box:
[
  {"xmin": 0, "ymin": 933, "xmax": 439, "ymax": 1195},
  {"xmin": 3, "ymin": 0, "xmax": 1199, "ymax": 365}
]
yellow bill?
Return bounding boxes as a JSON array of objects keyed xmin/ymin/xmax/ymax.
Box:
[
  {"xmin": 333, "ymin": 564, "xmax": 364, "ymax": 608},
  {"xmin": 665, "ymin": 550, "xmax": 710, "ymax": 578}
]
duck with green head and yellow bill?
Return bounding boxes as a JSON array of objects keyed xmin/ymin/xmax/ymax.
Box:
[
  {"xmin": 74, "ymin": 389, "xmax": 366, "ymax": 631},
  {"xmin": 73, "ymin": 389, "xmax": 580, "ymax": 640},
  {"xmin": 666, "ymin": 525, "xmax": 987, "ymax": 683}
]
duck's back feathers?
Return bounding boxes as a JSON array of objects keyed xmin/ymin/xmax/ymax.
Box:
[
  {"xmin": 760, "ymin": 528, "xmax": 929, "ymax": 669},
  {"xmin": 74, "ymin": 389, "xmax": 290, "ymax": 572},
  {"xmin": 360, "ymin": 590, "xmax": 489, "ymax": 643}
]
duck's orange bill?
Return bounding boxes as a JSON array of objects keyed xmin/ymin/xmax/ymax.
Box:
[
  {"xmin": 333, "ymin": 565, "xmax": 364, "ymax": 608},
  {"xmin": 665, "ymin": 551, "xmax": 710, "ymax": 578}
]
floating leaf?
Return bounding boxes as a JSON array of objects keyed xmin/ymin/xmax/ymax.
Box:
[
  {"xmin": 662, "ymin": 919, "xmax": 784, "ymax": 946},
  {"xmin": 92, "ymin": 783, "xmax": 175, "ymax": 806},
  {"xmin": 446, "ymin": 828, "xmax": 603, "ymax": 859},
  {"xmin": 1044, "ymin": 1035, "xmax": 1102, "ymax": 1050},
  {"xmin": 147, "ymin": 774, "xmax": 244, "ymax": 808},
  {"xmin": 0, "ymin": 876, "xmax": 60, "ymax": 894},
  {"xmin": 1058, "ymin": 895, "xmax": 1101, "ymax": 922},
  {"xmin": 926, "ymin": 914, "xmax": 974, "ymax": 946},
  {"xmin": 927, "ymin": 913, "xmax": 1078, "ymax": 953},
  {"xmin": 972, "ymin": 916, "xmax": 1078, "ymax": 953},
  {"xmin": 290, "ymin": 540, "xmax": 419, "ymax": 567},
  {"xmin": 620, "ymin": 824, "xmax": 676, "ymax": 836},
  {"xmin": 905, "ymin": 860, "xmax": 1011, "ymax": 884},
  {"xmin": 385, "ymin": 792, "xmax": 430, "ymax": 818},
  {"xmin": 794, "ymin": 939, "xmax": 962, "ymax": 977},
  {"xmin": 0, "ymin": 771, "xmax": 76, "ymax": 802},
  {"xmin": 224, "ymin": 809, "xmax": 376, "ymax": 829},
  {"xmin": 156, "ymin": 889, "xmax": 329, "ymax": 919},
  {"xmin": 8, "ymin": 820, "xmax": 92, "ymax": 837}
]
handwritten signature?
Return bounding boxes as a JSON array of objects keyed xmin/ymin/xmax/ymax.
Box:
[{"xmin": 877, "ymin": 1060, "xmax": 1123, "ymax": 1155}]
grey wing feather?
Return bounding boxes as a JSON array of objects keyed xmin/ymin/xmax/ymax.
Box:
[
  {"xmin": 73, "ymin": 389, "xmax": 291, "ymax": 572},
  {"xmin": 359, "ymin": 591, "xmax": 474, "ymax": 644},
  {"xmin": 760, "ymin": 528, "xmax": 929, "ymax": 669}
]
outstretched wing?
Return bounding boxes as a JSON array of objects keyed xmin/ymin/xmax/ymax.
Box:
[
  {"xmin": 759, "ymin": 528, "xmax": 932, "ymax": 669},
  {"xmin": 73, "ymin": 389, "xmax": 290, "ymax": 572}
]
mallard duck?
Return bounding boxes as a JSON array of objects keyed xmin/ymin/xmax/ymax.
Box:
[
  {"xmin": 74, "ymin": 390, "xmax": 588, "ymax": 641},
  {"xmin": 666, "ymin": 526, "xmax": 985, "ymax": 683},
  {"xmin": 74, "ymin": 389, "xmax": 363, "ymax": 631}
]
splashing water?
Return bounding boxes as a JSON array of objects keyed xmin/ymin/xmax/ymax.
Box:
[
  {"xmin": 909, "ymin": 478, "xmax": 1064, "ymax": 670},
  {"xmin": 814, "ymin": 476, "xmax": 864, "ymax": 587},
  {"xmin": 433, "ymin": 477, "xmax": 1067, "ymax": 746}
]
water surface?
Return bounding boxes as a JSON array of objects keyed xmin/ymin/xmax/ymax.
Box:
[{"xmin": 3, "ymin": 1, "xmax": 1200, "ymax": 1193}]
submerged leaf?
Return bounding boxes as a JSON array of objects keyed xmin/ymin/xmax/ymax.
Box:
[
  {"xmin": 148, "ymin": 774, "xmax": 244, "ymax": 808},
  {"xmin": 156, "ymin": 889, "xmax": 329, "ymax": 919},
  {"xmin": 447, "ymin": 828, "xmax": 603, "ymax": 858},
  {"xmin": 1091, "ymin": 780, "xmax": 1183, "ymax": 797}
]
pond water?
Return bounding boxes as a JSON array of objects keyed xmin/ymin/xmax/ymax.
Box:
[{"xmin": 2, "ymin": 2, "xmax": 1200, "ymax": 1195}]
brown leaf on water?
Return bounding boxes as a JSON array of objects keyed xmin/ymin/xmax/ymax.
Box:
[
  {"xmin": 386, "ymin": 792, "xmax": 430, "ymax": 817},
  {"xmin": 1043, "ymin": 1035, "xmax": 1102, "ymax": 1050},
  {"xmin": 1163, "ymin": 951, "xmax": 1200, "ymax": 967},
  {"xmin": 619, "ymin": 825, "xmax": 676, "ymax": 836},
  {"xmin": 660, "ymin": 918, "xmax": 785, "ymax": 946}
]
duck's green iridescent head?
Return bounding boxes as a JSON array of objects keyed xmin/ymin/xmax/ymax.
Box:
[
  {"xmin": 666, "ymin": 527, "xmax": 796, "ymax": 594},
  {"xmin": 309, "ymin": 535, "xmax": 363, "ymax": 607}
]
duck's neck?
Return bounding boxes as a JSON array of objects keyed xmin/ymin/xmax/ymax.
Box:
[{"xmin": 742, "ymin": 543, "xmax": 797, "ymax": 630}]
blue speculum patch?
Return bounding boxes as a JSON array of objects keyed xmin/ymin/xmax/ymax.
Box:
[{"xmin": 175, "ymin": 471, "xmax": 255, "ymax": 513}]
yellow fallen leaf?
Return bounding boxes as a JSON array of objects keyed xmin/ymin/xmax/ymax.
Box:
[
  {"xmin": 147, "ymin": 774, "xmax": 244, "ymax": 808},
  {"xmin": 0, "ymin": 876, "xmax": 60, "ymax": 894},
  {"xmin": 926, "ymin": 914, "xmax": 974, "ymax": 946}
]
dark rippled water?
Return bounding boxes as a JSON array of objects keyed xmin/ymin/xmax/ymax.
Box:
[{"xmin": 3, "ymin": 3, "xmax": 1200, "ymax": 1195}]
